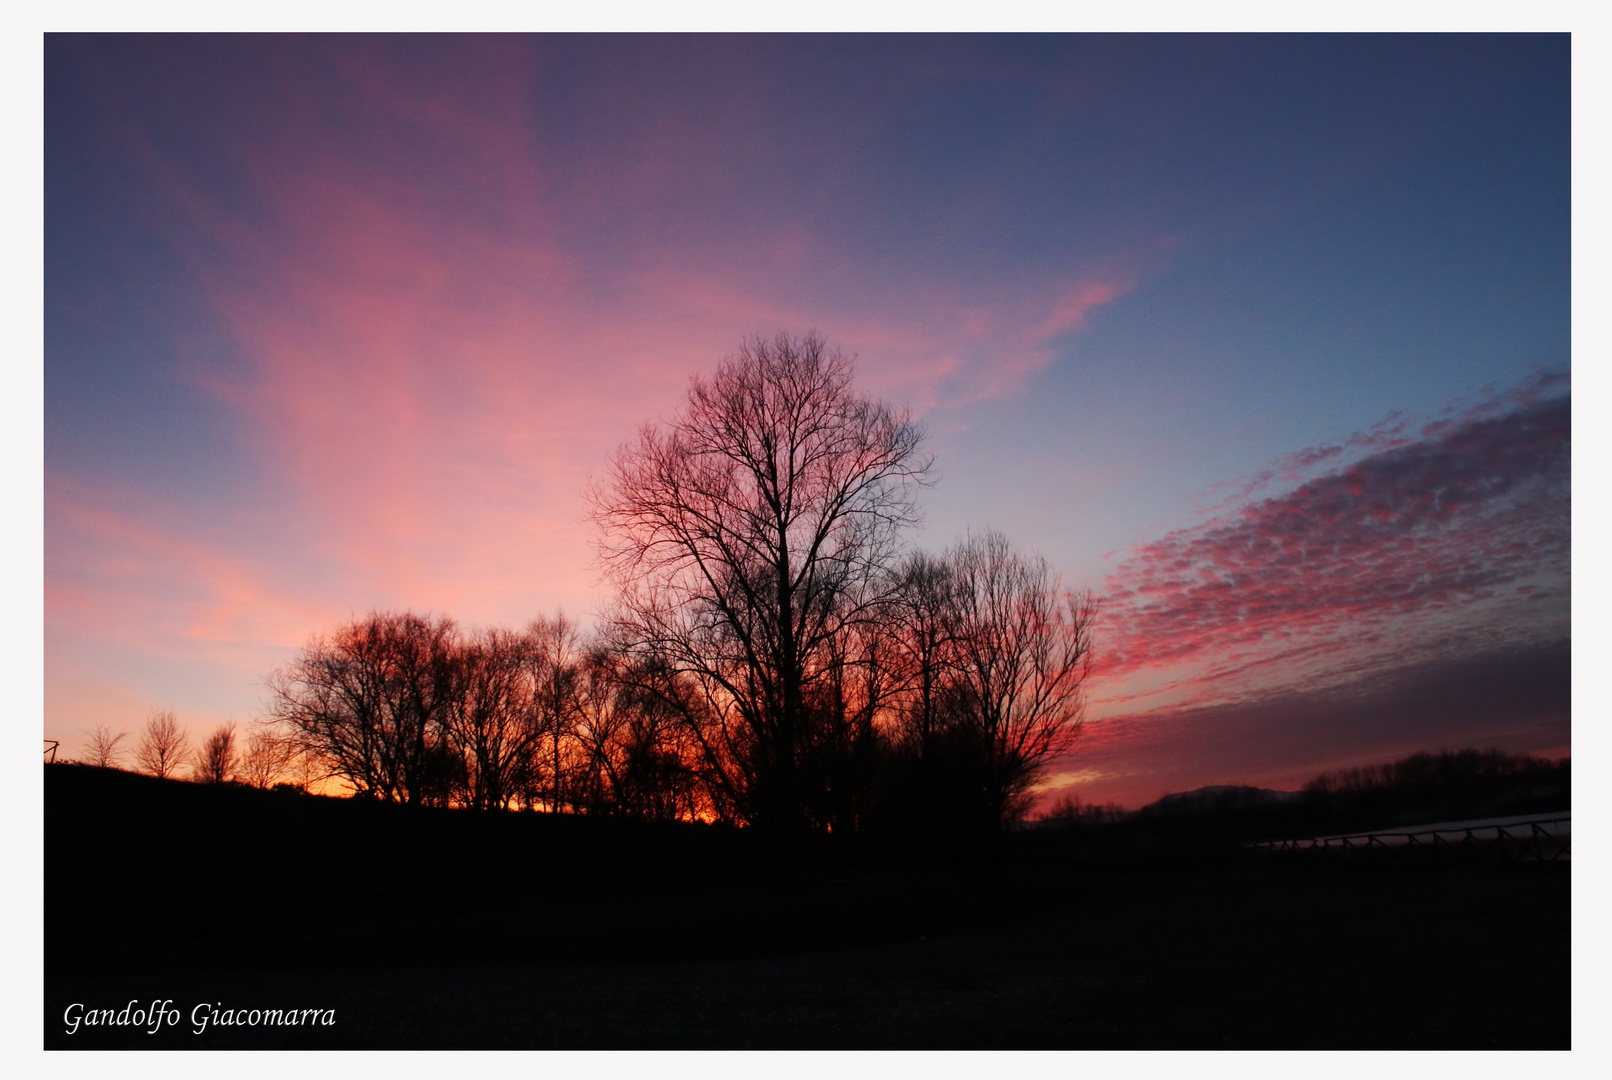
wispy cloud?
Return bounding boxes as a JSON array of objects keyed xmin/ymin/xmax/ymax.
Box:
[
  {"xmin": 47, "ymin": 41, "xmax": 1158, "ymax": 751},
  {"xmin": 109, "ymin": 44, "xmax": 1152, "ymax": 619},
  {"xmin": 46, "ymin": 479, "xmax": 332, "ymax": 655}
]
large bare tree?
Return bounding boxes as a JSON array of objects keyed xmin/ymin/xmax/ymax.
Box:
[
  {"xmin": 590, "ymin": 332, "xmax": 930, "ymax": 832},
  {"xmin": 945, "ymin": 529, "xmax": 1096, "ymax": 830}
]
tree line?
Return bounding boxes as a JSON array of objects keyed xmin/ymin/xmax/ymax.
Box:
[
  {"xmin": 1028, "ymin": 747, "xmax": 1570, "ymax": 846},
  {"xmin": 76, "ymin": 708, "xmax": 314, "ymax": 790},
  {"xmin": 72, "ymin": 333, "xmax": 1096, "ymax": 840}
]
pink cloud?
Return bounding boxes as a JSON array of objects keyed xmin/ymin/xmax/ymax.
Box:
[
  {"xmin": 1032, "ymin": 280, "xmax": 1125, "ymax": 340},
  {"xmin": 47, "ymin": 480, "xmax": 333, "ymax": 654},
  {"xmin": 46, "ymin": 41, "xmax": 1159, "ymax": 746},
  {"xmin": 1089, "ymin": 391, "xmax": 1569, "ymax": 715},
  {"xmin": 122, "ymin": 48, "xmax": 1150, "ymax": 637}
]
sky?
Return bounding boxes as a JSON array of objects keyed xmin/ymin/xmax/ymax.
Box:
[{"xmin": 43, "ymin": 33, "xmax": 1571, "ymax": 809}]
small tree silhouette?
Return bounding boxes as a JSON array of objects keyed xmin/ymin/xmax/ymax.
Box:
[
  {"xmin": 82, "ymin": 724, "xmax": 129, "ymax": 769},
  {"xmin": 238, "ymin": 726, "xmax": 296, "ymax": 789},
  {"xmin": 135, "ymin": 708, "xmax": 191, "ymax": 779},
  {"xmin": 194, "ymin": 721, "xmax": 238, "ymax": 784}
]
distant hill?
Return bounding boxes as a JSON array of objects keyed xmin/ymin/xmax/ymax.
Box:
[{"xmin": 1137, "ymin": 785, "xmax": 1301, "ymax": 816}]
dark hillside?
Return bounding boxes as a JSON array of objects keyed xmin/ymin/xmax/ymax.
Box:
[
  {"xmin": 45, "ymin": 764, "xmax": 1002, "ymax": 976},
  {"xmin": 45, "ymin": 763, "xmax": 1569, "ymax": 1049}
]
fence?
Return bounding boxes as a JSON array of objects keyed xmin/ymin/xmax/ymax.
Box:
[{"xmin": 1247, "ymin": 812, "xmax": 1569, "ymax": 863}]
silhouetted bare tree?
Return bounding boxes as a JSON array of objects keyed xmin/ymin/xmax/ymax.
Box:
[
  {"xmin": 590, "ymin": 331, "xmax": 930, "ymax": 833},
  {"xmin": 1038, "ymin": 792, "xmax": 1125, "ymax": 827},
  {"xmin": 266, "ymin": 611, "xmax": 459, "ymax": 803},
  {"xmin": 885, "ymin": 549, "xmax": 960, "ymax": 829},
  {"xmin": 193, "ymin": 722, "xmax": 239, "ymax": 784},
  {"xmin": 134, "ymin": 708, "xmax": 191, "ymax": 779},
  {"xmin": 522, "ymin": 614, "xmax": 586, "ymax": 813},
  {"xmin": 599, "ymin": 642, "xmax": 740, "ymax": 823},
  {"xmin": 82, "ymin": 724, "xmax": 129, "ymax": 769},
  {"xmin": 245, "ymin": 341, "xmax": 1103, "ymax": 839},
  {"xmin": 238, "ymin": 726, "xmax": 298, "ymax": 789},
  {"xmin": 946, "ymin": 529, "xmax": 1096, "ymax": 831},
  {"xmin": 564, "ymin": 644, "xmax": 706, "ymax": 820},
  {"xmin": 797, "ymin": 609, "xmax": 896, "ymax": 835},
  {"xmin": 565, "ymin": 645, "xmax": 635, "ymax": 816},
  {"xmin": 443, "ymin": 627, "xmax": 546, "ymax": 810}
]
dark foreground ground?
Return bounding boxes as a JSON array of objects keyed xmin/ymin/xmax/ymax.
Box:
[{"xmin": 44, "ymin": 766, "xmax": 1569, "ymax": 1049}]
